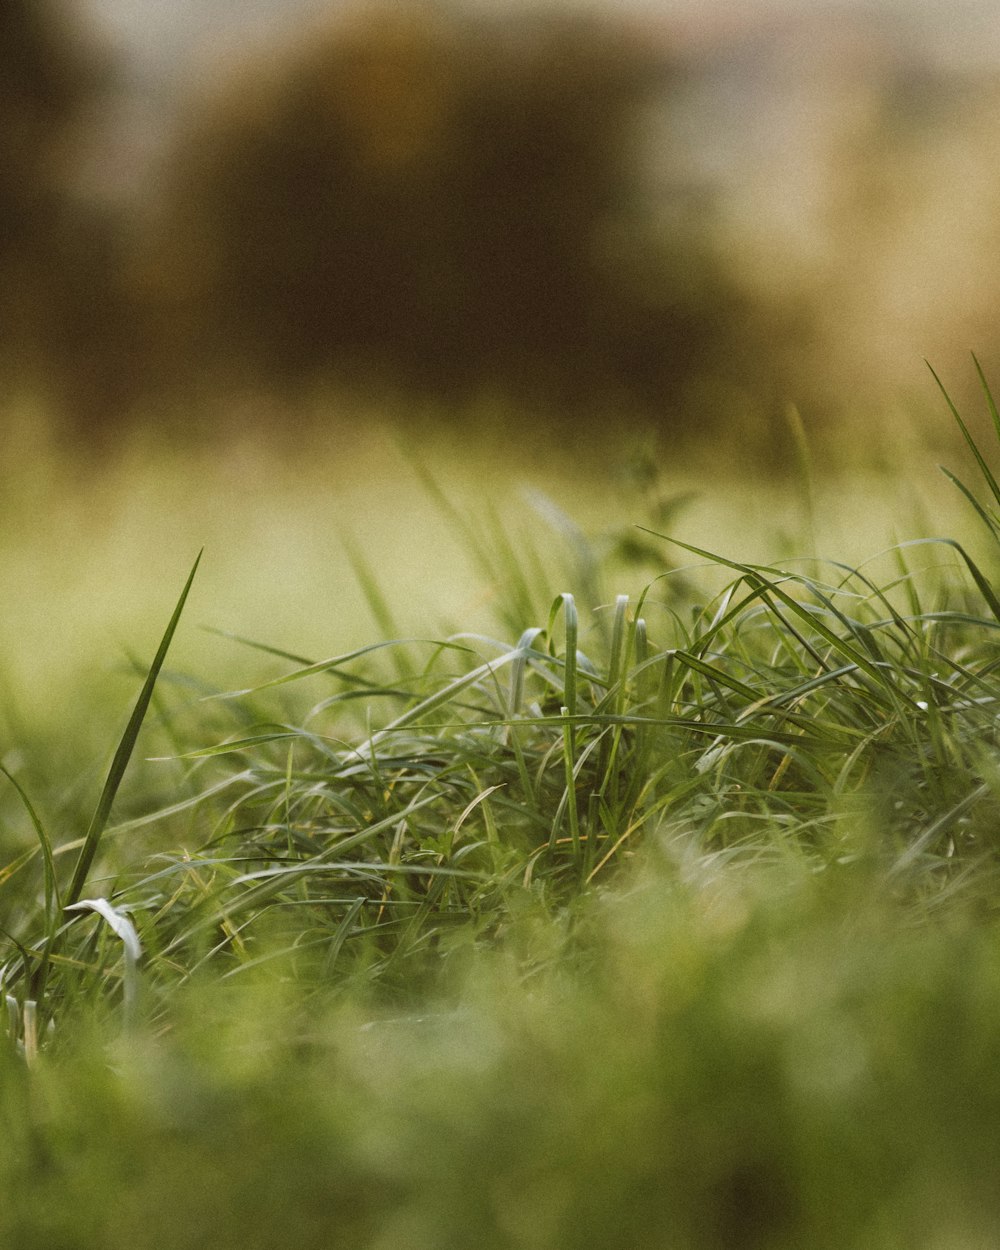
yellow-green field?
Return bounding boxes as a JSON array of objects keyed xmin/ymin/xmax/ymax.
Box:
[{"xmin": 0, "ymin": 400, "xmax": 970, "ymax": 748}]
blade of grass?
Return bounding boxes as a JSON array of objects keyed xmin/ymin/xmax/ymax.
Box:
[
  {"xmin": 548, "ymin": 594, "xmax": 578, "ymax": 719},
  {"xmin": 211, "ymin": 638, "xmax": 471, "ymax": 700},
  {"xmin": 939, "ymin": 466, "xmax": 1000, "ymax": 543},
  {"xmin": 64, "ymin": 550, "xmax": 203, "ymax": 910},
  {"xmin": 605, "ymin": 595, "xmax": 630, "ymax": 717},
  {"xmin": 64, "ymin": 898, "xmax": 143, "ymax": 1031},
  {"xmin": 506, "ymin": 627, "xmax": 545, "ymax": 721},
  {"xmin": 922, "ymin": 538, "xmax": 1000, "ymax": 626},
  {"xmin": 0, "ymin": 765, "xmax": 59, "ymax": 920},
  {"xmin": 972, "ymin": 352, "xmax": 1000, "ymax": 447},
  {"xmin": 927, "ymin": 359, "xmax": 1000, "ymax": 510}
]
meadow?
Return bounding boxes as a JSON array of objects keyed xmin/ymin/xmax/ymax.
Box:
[{"xmin": 3, "ymin": 373, "xmax": 1000, "ymax": 1248}]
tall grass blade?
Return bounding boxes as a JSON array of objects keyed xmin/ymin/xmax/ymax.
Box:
[
  {"xmin": 939, "ymin": 467, "xmax": 1000, "ymax": 543},
  {"xmin": 548, "ymin": 594, "xmax": 578, "ymax": 718},
  {"xmin": 525, "ymin": 489, "xmax": 602, "ymax": 616},
  {"xmin": 605, "ymin": 594, "xmax": 630, "ymax": 716},
  {"xmin": 927, "ymin": 360, "xmax": 1000, "ymax": 510},
  {"xmin": 64, "ymin": 550, "xmax": 203, "ymax": 910},
  {"xmin": 972, "ymin": 352, "xmax": 1000, "ymax": 445},
  {"xmin": 363, "ymin": 644, "xmax": 528, "ymax": 754},
  {"xmin": 320, "ymin": 895, "xmax": 365, "ymax": 978}
]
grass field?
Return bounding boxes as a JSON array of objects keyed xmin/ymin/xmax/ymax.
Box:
[{"xmin": 3, "ymin": 378, "xmax": 1000, "ymax": 1248}]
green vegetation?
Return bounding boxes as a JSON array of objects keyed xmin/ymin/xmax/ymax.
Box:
[{"xmin": 3, "ymin": 370, "xmax": 1000, "ymax": 1246}]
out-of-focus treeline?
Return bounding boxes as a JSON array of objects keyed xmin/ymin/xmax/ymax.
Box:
[
  {"xmin": 0, "ymin": 0, "xmax": 119, "ymax": 422},
  {"xmin": 141, "ymin": 5, "xmax": 785, "ymax": 435},
  {"xmin": 4, "ymin": 0, "xmax": 1000, "ymax": 452}
]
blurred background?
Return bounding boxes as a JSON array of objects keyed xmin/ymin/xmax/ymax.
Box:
[
  {"xmin": 6, "ymin": 0, "xmax": 1000, "ymax": 454},
  {"xmin": 3, "ymin": 0, "xmax": 1000, "ymax": 763}
]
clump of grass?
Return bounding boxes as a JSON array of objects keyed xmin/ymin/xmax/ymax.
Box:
[
  {"xmin": 4, "ymin": 365, "xmax": 1000, "ymax": 1037},
  {"xmin": 4, "ymin": 362, "xmax": 1000, "ymax": 1248}
]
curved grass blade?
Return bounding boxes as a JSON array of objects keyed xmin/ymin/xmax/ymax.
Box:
[
  {"xmin": 973, "ymin": 352, "xmax": 1000, "ymax": 444},
  {"xmin": 65, "ymin": 898, "xmax": 143, "ymax": 1031},
  {"xmin": 0, "ymin": 764, "xmax": 62, "ymax": 1004},
  {"xmin": 506, "ymin": 627, "xmax": 546, "ymax": 722},
  {"xmin": 0, "ymin": 764, "xmax": 59, "ymax": 919},
  {"xmin": 939, "ymin": 467, "xmax": 1000, "ymax": 542},
  {"xmin": 907, "ymin": 537, "xmax": 1000, "ymax": 627},
  {"xmin": 928, "ymin": 359, "xmax": 1000, "ymax": 510},
  {"xmin": 212, "ymin": 638, "xmax": 472, "ymax": 700}
]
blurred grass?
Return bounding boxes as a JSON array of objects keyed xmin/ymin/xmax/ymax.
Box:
[
  {"xmin": 0, "ymin": 397, "xmax": 963, "ymax": 742},
  {"xmin": 5, "ymin": 849, "xmax": 1000, "ymax": 1250}
]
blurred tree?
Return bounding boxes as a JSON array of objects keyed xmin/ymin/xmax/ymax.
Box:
[
  {"xmin": 0, "ymin": 0, "xmax": 91, "ymax": 254},
  {"xmin": 0, "ymin": 0, "xmax": 128, "ymax": 426},
  {"xmin": 140, "ymin": 2, "xmax": 793, "ymax": 440}
]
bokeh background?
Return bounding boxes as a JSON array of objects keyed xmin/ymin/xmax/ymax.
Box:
[
  {"xmin": 7, "ymin": 0, "xmax": 1000, "ymax": 450},
  {"xmin": 3, "ymin": 0, "xmax": 1000, "ymax": 757}
]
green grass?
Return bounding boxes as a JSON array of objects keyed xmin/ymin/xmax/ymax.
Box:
[{"xmin": 4, "ymin": 371, "xmax": 1000, "ymax": 1246}]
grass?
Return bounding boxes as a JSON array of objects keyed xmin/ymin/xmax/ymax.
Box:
[{"xmin": 4, "ymin": 370, "xmax": 1000, "ymax": 1245}]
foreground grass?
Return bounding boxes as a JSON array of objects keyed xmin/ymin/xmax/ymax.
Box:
[
  {"xmin": 5, "ymin": 855, "xmax": 1000, "ymax": 1250},
  {"xmin": 4, "ymin": 370, "xmax": 1000, "ymax": 1246}
]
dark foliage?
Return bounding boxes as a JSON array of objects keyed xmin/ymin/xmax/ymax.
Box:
[
  {"xmin": 0, "ymin": 0, "xmax": 91, "ymax": 257},
  {"xmin": 0, "ymin": 0, "xmax": 119, "ymax": 417},
  {"xmin": 141, "ymin": 4, "xmax": 786, "ymax": 434},
  {"xmin": 0, "ymin": 2, "xmax": 804, "ymax": 445}
]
